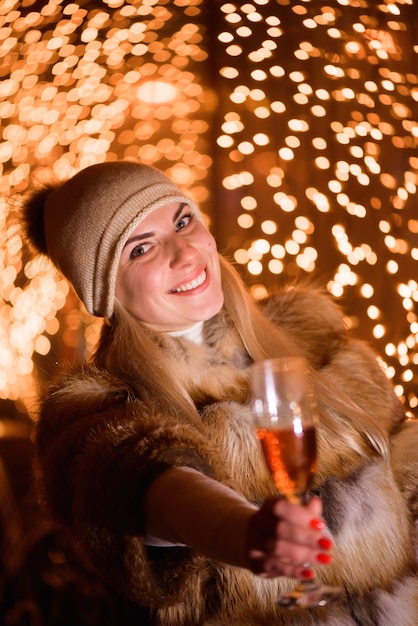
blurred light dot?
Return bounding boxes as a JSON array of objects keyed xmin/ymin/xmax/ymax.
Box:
[
  {"xmin": 278, "ymin": 147, "xmax": 294, "ymax": 160},
  {"xmin": 237, "ymin": 213, "xmax": 254, "ymax": 228},
  {"xmin": 387, "ymin": 260, "xmax": 399, "ymax": 274},
  {"xmin": 136, "ymin": 80, "xmax": 177, "ymax": 104},
  {"xmin": 234, "ymin": 248, "xmax": 249, "ymax": 264},
  {"xmin": 373, "ymin": 324, "xmax": 386, "ymax": 339},
  {"xmin": 253, "ymin": 239, "xmax": 270, "ymax": 254},
  {"xmin": 271, "ymin": 244, "xmax": 285, "ymax": 258},
  {"xmin": 268, "ymin": 259, "xmax": 283, "ymax": 274},
  {"xmin": 248, "ymin": 260, "xmax": 263, "ymax": 275},
  {"xmin": 261, "ymin": 220, "xmax": 277, "ymax": 234}
]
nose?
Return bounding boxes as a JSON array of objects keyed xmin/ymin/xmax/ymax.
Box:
[{"xmin": 168, "ymin": 237, "xmax": 198, "ymax": 268}]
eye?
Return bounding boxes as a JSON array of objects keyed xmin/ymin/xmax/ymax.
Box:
[
  {"xmin": 129, "ymin": 242, "xmax": 152, "ymax": 261},
  {"xmin": 175, "ymin": 213, "xmax": 194, "ymax": 231}
]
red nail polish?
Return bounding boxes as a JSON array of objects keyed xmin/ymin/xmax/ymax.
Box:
[
  {"xmin": 318, "ymin": 537, "xmax": 333, "ymax": 550},
  {"xmin": 310, "ymin": 518, "xmax": 325, "ymax": 530},
  {"xmin": 317, "ymin": 553, "xmax": 332, "ymax": 564},
  {"xmin": 301, "ymin": 568, "xmax": 314, "ymax": 579}
]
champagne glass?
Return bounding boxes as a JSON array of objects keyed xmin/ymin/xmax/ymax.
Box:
[{"xmin": 249, "ymin": 356, "xmax": 341, "ymax": 608}]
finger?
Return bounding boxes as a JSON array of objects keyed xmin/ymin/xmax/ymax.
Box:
[
  {"xmin": 249, "ymin": 520, "xmax": 333, "ymax": 566},
  {"xmin": 250, "ymin": 497, "xmax": 315, "ymax": 538},
  {"xmin": 305, "ymin": 495, "xmax": 323, "ymax": 519},
  {"xmin": 249, "ymin": 537, "xmax": 333, "ymax": 578},
  {"xmin": 271, "ymin": 496, "xmax": 323, "ymax": 527},
  {"xmin": 253, "ymin": 512, "xmax": 333, "ymax": 556},
  {"xmin": 265, "ymin": 534, "xmax": 331, "ymax": 567},
  {"xmin": 274, "ymin": 516, "xmax": 330, "ymax": 547},
  {"xmin": 249, "ymin": 547, "xmax": 317, "ymax": 579},
  {"xmin": 246, "ymin": 498, "xmax": 333, "ymax": 568}
]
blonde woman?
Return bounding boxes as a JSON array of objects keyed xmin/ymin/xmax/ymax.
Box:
[{"xmin": 23, "ymin": 161, "xmax": 418, "ymax": 625}]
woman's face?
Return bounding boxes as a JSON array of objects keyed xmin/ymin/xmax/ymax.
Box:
[{"xmin": 115, "ymin": 202, "xmax": 224, "ymax": 332}]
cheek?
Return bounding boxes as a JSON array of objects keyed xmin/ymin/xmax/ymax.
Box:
[
  {"xmin": 136, "ymin": 268, "xmax": 169, "ymax": 305},
  {"xmin": 206, "ymin": 233, "xmax": 218, "ymax": 250},
  {"xmin": 117, "ymin": 268, "xmax": 149, "ymax": 300}
]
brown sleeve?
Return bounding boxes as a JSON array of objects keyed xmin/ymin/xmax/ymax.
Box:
[{"xmin": 34, "ymin": 369, "xmax": 225, "ymax": 607}]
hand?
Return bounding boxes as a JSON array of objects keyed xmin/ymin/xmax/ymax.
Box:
[{"xmin": 246, "ymin": 496, "xmax": 333, "ymax": 579}]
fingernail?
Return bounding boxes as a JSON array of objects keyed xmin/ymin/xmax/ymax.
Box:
[
  {"xmin": 318, "ymin": 537, "xmax": 333, "ymax": 550},
  {"xmin": 301, "ymin": 568, "xmax": 315, "ymax": 579},
  {"xmin": 310, "ymin": 518, "xmax": 325, "ymax": 531},
  {"xmin": 317, "ymin": 553, "xmax": 332, "ymax": 564}
]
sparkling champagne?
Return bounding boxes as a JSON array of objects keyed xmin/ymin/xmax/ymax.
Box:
[
  {"xmin": 256, "ymin": 425, "xmax": 317, "ymax": 500},
  {"xmin": 250, "ymin": 357, "xmax": 341, "ymax": 607}
]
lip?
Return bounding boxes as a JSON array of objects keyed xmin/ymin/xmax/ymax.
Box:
[{"xmin": 170, "ymin": 267, "xmax": 209, "ymax": 294}]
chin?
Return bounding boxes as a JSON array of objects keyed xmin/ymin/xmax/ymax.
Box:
[{"xmin": 202, "ymin": 302, "xmax": 224, "ymax": 321}]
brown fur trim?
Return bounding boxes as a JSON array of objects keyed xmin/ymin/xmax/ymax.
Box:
[{"xmin": 32, "ymin": 287, "xmax": 418, "ymax": 624}]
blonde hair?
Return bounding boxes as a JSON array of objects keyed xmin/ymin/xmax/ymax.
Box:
[{"xmin": 94, "ymin": 254, "xmax": 388, "ymax": 460}]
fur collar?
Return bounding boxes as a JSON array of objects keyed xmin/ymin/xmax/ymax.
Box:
[{"xmin": 153, "ymin": 309, "xmax": 251, "ymax": 406}]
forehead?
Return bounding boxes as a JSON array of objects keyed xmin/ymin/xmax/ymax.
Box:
[{"xmin": 129, "ymin": 201, "xmax": 185, "ymax": 235}]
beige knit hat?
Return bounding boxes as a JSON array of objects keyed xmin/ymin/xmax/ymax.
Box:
[{"xmin": 44, "ymin": 161, "xmax": 202, "ymax": 318}]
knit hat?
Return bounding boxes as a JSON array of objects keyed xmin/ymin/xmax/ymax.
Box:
[{"xmin": 43, "ymin": 161, "xmax": 202, "ymax": 318}]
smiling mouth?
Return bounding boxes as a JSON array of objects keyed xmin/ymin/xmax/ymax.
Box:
[{"xmin": 171, "ymin": 270, "xmax": 207, "ymax": 293}]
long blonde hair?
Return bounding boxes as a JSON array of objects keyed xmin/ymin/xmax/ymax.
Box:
[{"xmin": 94, "ymin": 254, "xmax": 389, "ymax": 460}]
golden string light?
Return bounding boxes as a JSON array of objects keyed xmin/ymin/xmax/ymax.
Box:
[
  {"xmin": 1, "ymin": 0, "xmax": 418, "ymax": 414},
  {"xmin": 1, "ymin": 0, "xmax": 211, "ymax": 407},
  {"xmin": 212, "ymin": 0, "xmax": 418, "ymax": 410}
]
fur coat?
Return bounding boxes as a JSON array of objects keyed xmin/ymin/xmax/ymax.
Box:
[{"xmin": 34, "ymin": 285, "xmax": 418, "ymax": 625}]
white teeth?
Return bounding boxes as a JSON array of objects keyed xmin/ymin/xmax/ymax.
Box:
[{"xmin": 172, "ymin": 270, "xmax": 206, "ymax": 293}]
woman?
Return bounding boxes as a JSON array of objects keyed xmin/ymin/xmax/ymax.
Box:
[{"xmin": 22, "ymin": 161, "xmax": 418, "ymax": 625}]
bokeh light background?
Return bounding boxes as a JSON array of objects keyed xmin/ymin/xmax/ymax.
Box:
[{"xmin": 1, "ymin": 0, "xmax": 418, "ymax": 416}]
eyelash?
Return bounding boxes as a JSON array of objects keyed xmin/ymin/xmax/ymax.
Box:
[
  {"xmin": 175, "ymin": 212, "xmax": 194, "ymax": 230},
  {"xmin": 128, "ymin": 212, "xmax": 195, "ymax": 261}
]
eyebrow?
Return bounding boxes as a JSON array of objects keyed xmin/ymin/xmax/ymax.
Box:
[{"xmin": 123, "ymin": 203, "xmax": 188, "ymax": 248}]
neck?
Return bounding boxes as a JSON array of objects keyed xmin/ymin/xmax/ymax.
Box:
[{"xmin": 166, "ymin": 321, "xmax": 204, "ymax": 345}]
